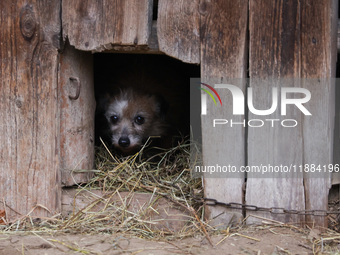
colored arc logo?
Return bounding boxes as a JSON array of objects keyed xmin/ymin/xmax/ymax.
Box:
[{"xmin": 200, "ymin": 83, "xmax": 222, "ymax": 106}]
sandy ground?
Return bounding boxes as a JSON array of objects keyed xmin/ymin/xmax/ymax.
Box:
[{"xmin": 1, "ymin": 226, "xmax": 337, "ymax": 255}]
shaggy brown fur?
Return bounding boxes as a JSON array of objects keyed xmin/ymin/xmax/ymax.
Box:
[{"xmin": 103, "ymin": 89, "xmax": 168, "ymax": 155}]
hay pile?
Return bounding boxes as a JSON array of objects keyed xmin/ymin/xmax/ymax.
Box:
[
  {"xmin": 91, "ymin": 138, "xmax": 201, "ymax": 197},
  {"xmin": 1, "ymin": 138, "xmax": 209, "ymax": 240},
  {"xmin": 2, "ymin": 138, "xmax": 340, "ymax": 252},
  {"xmin": 61, "ymin": 139, "xmax": 206, "ymax": 239}
]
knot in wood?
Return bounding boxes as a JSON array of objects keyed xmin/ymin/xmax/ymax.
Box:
[
  {"xmin": 15, "ymin": 99, "xmax": 22, "ymax": 108},
  {"xmin": 199, "ymin": 1, "xmax": 210, "ymax": 15},
  {"xmin": 20, "ymin": 5, "xmax": 37, "ymax": 41}
]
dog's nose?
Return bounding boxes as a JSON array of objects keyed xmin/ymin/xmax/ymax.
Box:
[{"xmin": 118, "ymin": 137, "xmax": 130, "ymax": 147}]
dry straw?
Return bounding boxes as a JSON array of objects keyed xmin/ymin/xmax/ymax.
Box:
[
  {"xmin": 1, "ymin": 137, "xmax": 210, "ymax": 240},
  {"xmin": 1, "ymin": 138, "xmax": 340, "ymax": 252}
]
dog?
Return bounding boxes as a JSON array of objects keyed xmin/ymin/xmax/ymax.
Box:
[
  {"xmin": 94, "ymin": 54, "xmax": 196, "ymax": 156},
  {"xmin": 97, "ymin": 88, "xmax": 170, "ymax": 155}
]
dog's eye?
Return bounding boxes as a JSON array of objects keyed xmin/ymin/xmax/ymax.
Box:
[
  {"xmin": 110, "ymin": 115, "xmax": 119, "ymax": 124},
  {"xmin": 134, "ymin": 115, "xmax": 145, "ymax": 125}
]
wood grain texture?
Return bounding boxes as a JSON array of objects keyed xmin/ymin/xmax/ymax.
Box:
[
  {"xmin": 200, "ymin": 0, "xmax": 248, "ymax": 228},
  {"xmin": 300, "ymin": 0, "xmax": 337, "ymax": 227},
  {"xmin": 59, "ymin": 44, "xmax": 95, "ymax": 187},
  {"xmin": 62, "ymin": 0, "xmax": 153, "ymax": 52},
  {"xmin": 0, "ymin": 0, "xmax": 61, "ymax": 220},
  {"xmin": 157, "ymin": 0, "xmax": 200, "ymax": 63},
  {"xmin": 246, "ymin": 0, "xmax": 305, "ymax": 224},
  {"xmin": 337, "ymin": 20, "xmax": 340, "ymax": 52},
  {"xmin": 246, "ymin": 0, "xmax": 337, "ymax": 227}
]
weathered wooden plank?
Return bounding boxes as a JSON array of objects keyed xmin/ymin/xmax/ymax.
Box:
[
  {"xmin": 246, "ymin": 0, "xmax": 305, "ymax": 225},
  {"xmin": 62, "ymin": 0, "xmax": 153, "ymax": 52},
  {"xmin": 59, "ymin": 44, "xmax": 95, "ymax": 187},
  {"xmin": 246, "ymin": 0, "xmax": 337, "ymax": 228},
  {"xmin": 200, "ymin": 0, "xmax": 248, "ymax": 228},
  {"xmin": 103, "ymin": 21, "xmax": 160, "ymax": 54},
  {"xmin": 337, "ymin": 19, "xmax": 340, "ymax": 52},
  {"xmin": 0, "ymin": 0, "xmax": 61, "ymax": 220},
  {"xmin": 300, "ymin": 0, "xmax": 337, "ymax": 227},
  {"xmin": 333, "ymin": 80, "xmax": 340, "ymax": 185},
  {"xmin": 157, "ymin": 0, "xmax": 200, "ymax": 64}
]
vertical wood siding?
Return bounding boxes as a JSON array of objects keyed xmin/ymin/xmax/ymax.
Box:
[
  {"xmin": 199, "ymin": 0, "xmax": 248, "ymax": 227},
  {"xmin": 0, "ymin": 0, "xmax": 62, "ymax": 219},
  {"xmin": 62, "ymin": 0, "xmax": 153, "ymax": 51}
]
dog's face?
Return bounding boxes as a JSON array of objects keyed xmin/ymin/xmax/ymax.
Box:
[{"xmin": 104, "ymin": 89, "xmax": 166, "ymax": 154}]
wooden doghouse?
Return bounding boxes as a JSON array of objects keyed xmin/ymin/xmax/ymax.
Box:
[{"xmin": 0, "ymin": 0, "xmax": 338, "ymax": 229}]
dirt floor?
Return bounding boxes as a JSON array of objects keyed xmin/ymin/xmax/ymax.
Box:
[{"xmin": 1, "ymin": 226, "xmax": 339, "ymax": 255}]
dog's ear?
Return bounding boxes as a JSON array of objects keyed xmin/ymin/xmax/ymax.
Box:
[{"xmin": 154, "ymin": 94, "xmax": 168, "ymax": 120}]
